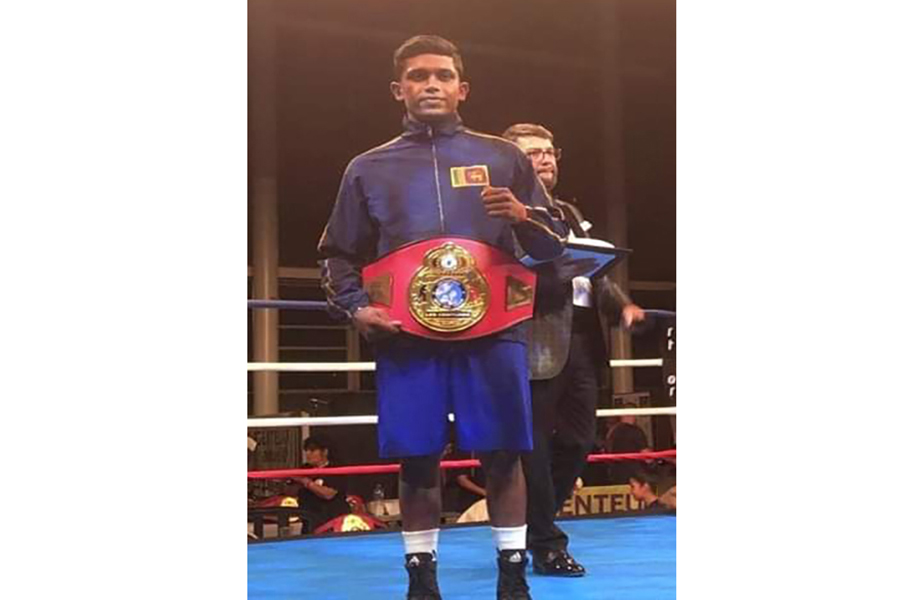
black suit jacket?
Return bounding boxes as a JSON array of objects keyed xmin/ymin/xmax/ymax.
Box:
[{"xmin": 527, "ymin": 199, "xmax": 632, "ymax": 381}]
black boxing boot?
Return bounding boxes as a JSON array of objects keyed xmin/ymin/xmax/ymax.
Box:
[
  {"xmin": 405, "ymin": 551, "xmax": 441, "ymax": 600},
  {"xmin": 497, "ymin": 549, "xmax": 531, "ymax": 600}
]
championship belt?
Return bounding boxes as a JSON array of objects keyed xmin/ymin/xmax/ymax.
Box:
[{"xmin": 361, "ymin": 237, "xmax": 536, "ymax": 341}]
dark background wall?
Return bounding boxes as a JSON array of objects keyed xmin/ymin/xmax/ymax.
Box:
[{"xmin": 250, "ymin": 0, "xmax": 675, "ymax": 286}]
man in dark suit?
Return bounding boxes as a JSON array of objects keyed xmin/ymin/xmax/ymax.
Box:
[{"xmin": 502, "ymin": 123, "xmax": 645, "ymax": 577}]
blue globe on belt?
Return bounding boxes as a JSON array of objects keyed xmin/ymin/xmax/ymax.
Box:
[{"xmin": 433, "ymin": 278, "xmax": 467, "ymax": 309}]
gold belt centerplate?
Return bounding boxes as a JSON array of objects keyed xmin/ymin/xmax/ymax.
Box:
[{"xmin": 408, "ymin": 242, "xmax": 490, "ymax": 332}]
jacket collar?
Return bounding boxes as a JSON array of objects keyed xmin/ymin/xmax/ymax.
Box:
[{"xmin": 401, "ymin": 114, "xmax": 465, "ymax": 138}]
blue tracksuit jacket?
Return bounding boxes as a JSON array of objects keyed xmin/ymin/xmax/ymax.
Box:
[{"xmin": 318, "ymin": 114, "xmax": 568, "ymax": 344}]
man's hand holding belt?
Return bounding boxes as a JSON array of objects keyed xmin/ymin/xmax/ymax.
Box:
[{"xmin": 353, "ymin": 306, "xmax": 402, "ymax": 341}]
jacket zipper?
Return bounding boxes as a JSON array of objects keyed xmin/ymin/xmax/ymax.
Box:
[{"xmin": 428, "ymin": 126, "xmax": 446, "ymax": 232}]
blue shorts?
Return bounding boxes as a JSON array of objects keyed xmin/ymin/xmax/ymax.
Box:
[{"xmin": 374, "ymin": 336, "xmax": 533, "ymax": 458}]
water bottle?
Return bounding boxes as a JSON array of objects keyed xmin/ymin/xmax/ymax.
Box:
[
  {"xmin": 372, "ymin": 483, "xmax": 387, "ymax": 516},
  {"xmin": 373, "ymin": 484, "xmax": 385, "ymax": 502}
]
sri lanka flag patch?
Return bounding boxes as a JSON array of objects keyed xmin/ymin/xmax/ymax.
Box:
[{"xmin": 450, "ymin": 165, "xmax": 490, "ymax": 188}]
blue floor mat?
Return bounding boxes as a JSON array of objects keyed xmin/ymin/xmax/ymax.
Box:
[{"xmin": 248, "ymin": 515, "xmax": 675, "ymax": 599}]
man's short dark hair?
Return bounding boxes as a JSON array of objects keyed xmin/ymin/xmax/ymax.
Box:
[
  {"xmin": 629, "ymin": 466, "xmax": 661, "ymax": 494},
  {"xmin": 303, "ymin": 435, "xmax": 331, "ymax": 452},
  {"xmin": 393, "ymin": 35, "xmax": 464, "ymax": 80},
  {"xmin": 501, "ymin": 123, "xmax": 555, "ymax": 144}
]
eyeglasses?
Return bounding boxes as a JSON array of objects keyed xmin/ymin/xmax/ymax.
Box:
[{"xmin": 524, "ymin": 147, "xmax": 562, "ymax": 161}]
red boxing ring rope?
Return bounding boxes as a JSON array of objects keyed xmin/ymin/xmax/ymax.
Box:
[{"xmin": 247, "ymin": 449, "xmax": 675, "ymax": 479}]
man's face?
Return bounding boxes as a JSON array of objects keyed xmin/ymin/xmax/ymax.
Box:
[
  {"xmin": 391, "ymin": 54, "xmax": 469, "ymax": 123},
  {"xmin": 629, "ymin": 479, "xmax": 651, "ymax": 502},
  {"xmin": 514, "ymin": 135, "xmax": 559, "ymax": 192},
  {"xmin": 305, "ymin": 447, "xmax": 328, "ymax": 467}
]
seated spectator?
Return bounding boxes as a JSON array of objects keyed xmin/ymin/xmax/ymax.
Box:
[
  {"xmin": 628, "ymin": 467, "xmax": 675, "ymax": 514},
  {"xmin": 290, "ymin": 436, "xmax": 351, "ymax": 533},
  {"xmin": 442, "ymin": 442, "xmax": 487, "ymax": 514},
  {"xmin": 605, "ymin": 408, "xmax": 652, "ymax": 484}
]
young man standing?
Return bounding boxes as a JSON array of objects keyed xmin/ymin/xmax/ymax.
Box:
[{"xmin": 319, "ymin": 36, "xmax": 568, "ymax": 600}]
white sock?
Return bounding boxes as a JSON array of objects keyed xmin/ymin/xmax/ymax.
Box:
[
  {"xmin": 402, "ymin": 528, "xmax": 440, "ymax": 555},
  {"xmin": 492, "ymin": 525, "xmax": 527, "ymax": 551}
]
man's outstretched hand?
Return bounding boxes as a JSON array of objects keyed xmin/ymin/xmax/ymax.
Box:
[{"xmin": 622, "ymin": 304, "xmax": 646, "ymax": 329}]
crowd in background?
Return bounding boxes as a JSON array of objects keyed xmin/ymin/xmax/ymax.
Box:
[{"xmin": 249, "ymin": 414, "xmax": 674, "ymax": 538}]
